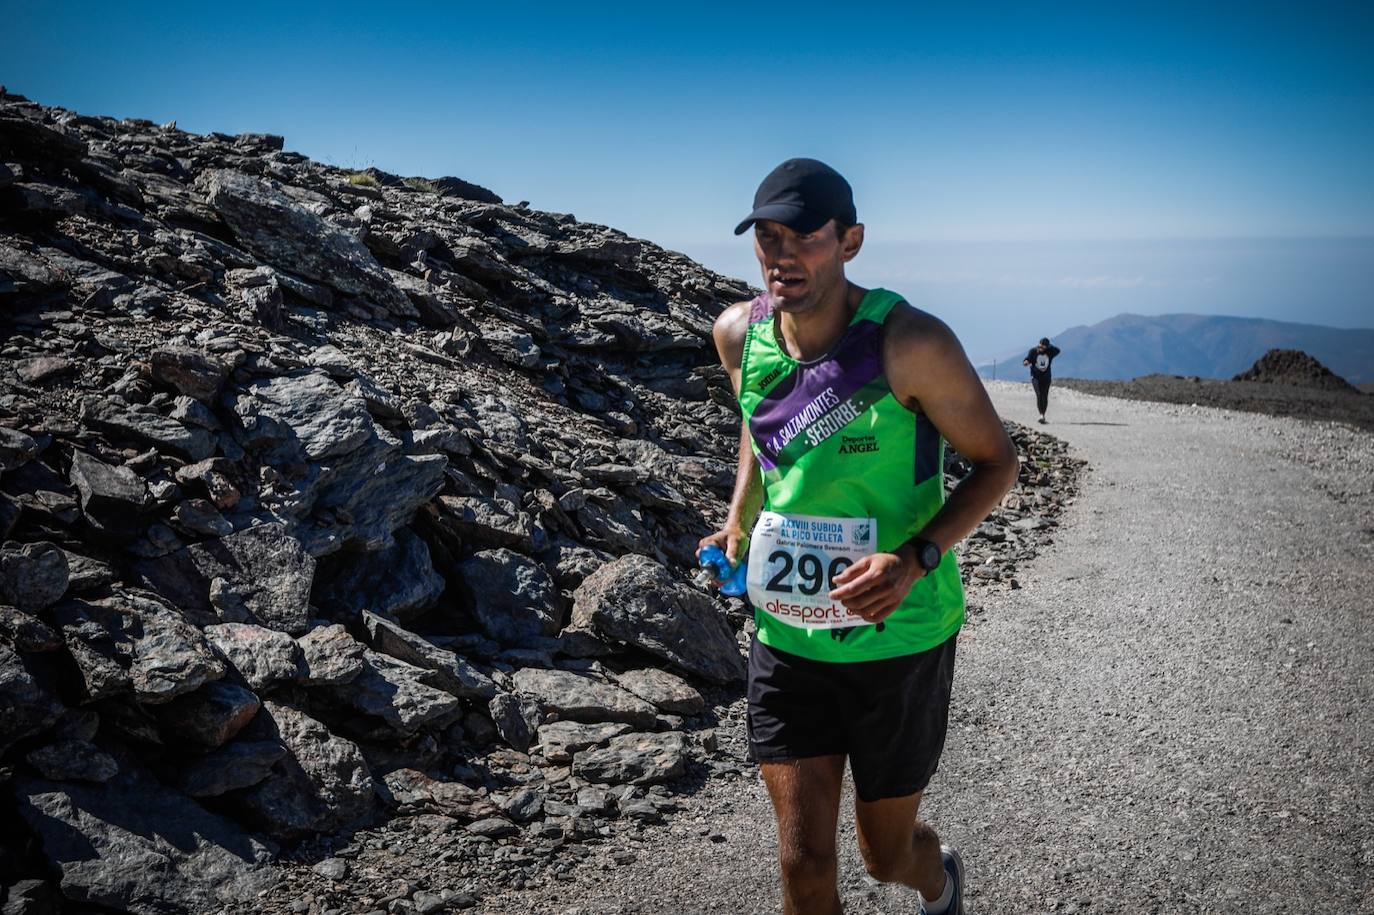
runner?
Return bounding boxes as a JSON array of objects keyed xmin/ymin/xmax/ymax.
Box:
[
  {"xmin": 1023, "ymin": 337, "xmax": 1061, "ymax": 423},
  {"xmin": 699, "ymin": 158, "xmax": 1019, "ymax": 915}
]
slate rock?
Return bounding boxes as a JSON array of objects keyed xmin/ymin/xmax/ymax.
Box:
[
  {"xmin": 0, "ymin": 426, "xmax": 40, "ymax": 471},
  {"xmin": 361, "ymin": 611, "xmax": 496, "ymax": 700},
  {"xmin": 0, "ymin": 540, "xmax": 68, "ymax": 612},
  {"xmin": 235, "ymin": 700, "xmax": 374, "ymax": 839},
  {"xmin": 614, "ymin": 668, "xmax": 705, "ymax": 715},
  {"xmin": 466, "ymin": 817, "xmax": 518, "ymax": 839},
  {"xmin": 460, "ymin": 548, "xmax": 561, "ymax": 644},
  {"xmin": 79, "ymin": 397, "xmax": 215, "ymax": 462},
  {"xmin": 571, "ymin": 554, "xmax": 745, "ymax": 684},
  {"xmin": 296, "ymin": 622, "xmax": 366, "ymax": 685},
  {"xmin": 204, "ymin": 622, "xmax": 304, "ymax": 690},
  {"xmin": 0, "ymin": 604, "xmax": 61, "ymax": 652},
  {"xmin": 180, "ymin": 739, "xmax": 287, "ymax": 797},
  {"xmin": 571, "ymin": 731, "xmax": 692, "ymax": 786},
  {"xmin": 533, "ymin": 720, "xmax": 633, "ymax": 764},
  {"xmin": 155, "ymin": 680, "xmax": 261, "ymax": 748},
  {"xmin": 25, "ymin": 739, "xmax": 119, "ymax": 783},
  {"xmin": 0, "ymin": 643, "xmax": 65, "ymax": 753},
  {"xmin": 510, "ymin": 667, "xmax": 657, "ymax": 728},
  {"xmin": 48, "ymin": 598, "xmax": 135, "ymax": 702},
  {"xmin": 199, "ymin": 169, "xmax": 411, "ymax": 314},
  {"xmin": 433, "ymin": 495, "xmax": 534, "ymax": 551},
  {"xmin": 150, "ymin": 346, "xmax": 232, "ymax": 401},
  {"xmin": 312, "ymin": 527, "xmax": 444, "ymax": 621},
  {"xmin": 114, "ymin": 589, "xmax": 225, "ymax": 704},
  {"xmin": 487, "ymin": 691, "xmax": 542, "ymax": 752},
  {"xmin": 67, "ymin": 448, "xmax": 152, "ymax": 537},
  {"xmin": 13, "ymin": 752, "xmax": 277, "ymax": 913},
  {"xmin": 376, "ymin": 768, "xmax": 497, "ymax": 820},
  {"xmin": 328, "ymin": 651, "xmax": 464, "ymax": 736},
  {"xmin": 227, "ymin": 371, "xmax": 373, "ymax": 461}
]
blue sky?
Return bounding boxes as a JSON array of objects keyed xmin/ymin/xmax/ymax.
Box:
[{"xmin": 4, "ymin": 1, "xmax": 1372, "ymax": 361}]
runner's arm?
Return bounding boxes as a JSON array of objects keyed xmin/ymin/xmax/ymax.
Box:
[
  {"xmin": 698, "ymin": 301, "xmax": 763, "ymax": 567},
  {"xmin": 830, "ymin": 306, "xmax": 1018, "ymax": 622}
]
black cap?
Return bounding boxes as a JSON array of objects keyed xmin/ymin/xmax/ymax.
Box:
[{"xmin": 734, "ymin": 158, "xmax": 857, "ymax": 236}]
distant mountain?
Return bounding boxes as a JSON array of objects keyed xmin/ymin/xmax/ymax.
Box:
[{"xmin": 978, "ymin": 314, "xmax": 1374, "ymax": 384}]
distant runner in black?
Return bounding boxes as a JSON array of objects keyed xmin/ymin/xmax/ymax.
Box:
[{"xmin": 1023, "ymin": 337, "xmax": 1061, "ymax": 424}]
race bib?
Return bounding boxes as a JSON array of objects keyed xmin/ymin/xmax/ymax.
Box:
[{"xmin": 746, "ymin": 511, "xmax": 877, "ymax": 629}]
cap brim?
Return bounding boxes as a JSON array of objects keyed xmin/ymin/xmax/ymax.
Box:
[{"xmin": 733, "ymin": 204, "xmax": 831, "ymax": 236}]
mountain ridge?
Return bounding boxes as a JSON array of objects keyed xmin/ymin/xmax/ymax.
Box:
[{"xmin": 978, "ymin": 312, "xmax": 1374, "ymax": 384}]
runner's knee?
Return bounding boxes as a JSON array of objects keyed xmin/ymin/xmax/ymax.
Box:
[
  {"xmin": 778, "ymin": 842, "xmax": 837, "ymax": 888},
  {"xmin": 858, "ymin": 843, "xmax": 908, "ymax": 883}
]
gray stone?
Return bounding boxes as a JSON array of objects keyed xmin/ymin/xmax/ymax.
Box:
[
  {"xmin": 614, "ymin": 668, "xmax": 705, "ymax": 715},
  {"xmin": 510, "ymin": 667, "xmax": 657, "ymax": 728},
  {"xmin": 203, "ymin": 622, "xmax": 303, "ymax": 690},
  {"xmin": 460, "ymin": 548, "xmax": 561, "ymax": 644},
  {"xmin": 13, "ymin": 753, "xmax": 277, "ymax": 913},
  {"xmin": 67, "ymin": 449, "xmax": 152, "ymax": 537},
  {"xmin": 571, "ymin": 554, "xmax": 745, "ymax": 684},
  {"xmin": 361, "ymin": 611, "xmax": 496, "ymax": 700},
  {"xmin": 500, "ymin": 787, "xmax": 545, "ymax": 823},
  {"xmin": 376, "ymin": 768, "xmax": 497, "ymax": 820},
  {"xmin": 48, "ymin": 598, "xmax": 134, "ymax": 702},
  {"xmin": 0, "ymin": 605, "xmax": 60, "ymax": 652},
  {"xmin": 0, "ymin": 426, "xmax": 40, "ymax": 471},
  {"xmin": 180, "ymin": 739, "xmax": 288, "ymax": 797},
  {"xmin": 533, "ymin": 720, "xmax": 634, "ymax": 764},
  {"xmin": 296, "ymin": 622, "xmax": 366, "ymax": 685},
  {"xmin": 313, "ymin": 528, "xmax": 444, "ymax": 621},
  {"xmin": 487, "ymin": 691, "xmax": 542, "ymax": 752},
  {"xmin": 0, "ymin": 540, "xmax": 69, "ymax": 612},
  {"xmin": 571, "ymin": 731, "xmax": 691, "ymax": 786},
  {"xmin": 174, "ymin": 457, "xmax": 241, "ymax": 510},
  {"xmin": 0, "ymin": 643, "xmax": 65, "ymax": 753},
  {"xmin": 466, "ymin": 817, "xmax": 518, "ymax": 838},
  {"xmin": 170, "ymin": 498, "xmax": 233, "ymax": 536},
  {"xmin": 199, "ymin": 169, "xmax": 411, "ymax": 315},
  {"xmin": 117, "ymin": 590, "xmax": 225, "ymax": 704},
  {"xmin": 155, "ymin": 680, "xmax": 260, "ymax": 747},
  {"xmin": 150, "ymin": 346, "xmax": 232, "ymax": 401},
  {"xmin": 79, "ymin": 397, "xmax": 214, "ymax": 462},
  {"xmin": 330, "ymin": 651, "xmax": 464, "ymax": 736},
  {"xmin": 62, "ymin": 550, "xmax": 117, "ymax": 592},
  {"xmin": 15, "ymin": 355, "xmax": 74, "ymax": 385},
  {"xmin": 433, "ymin": 495, "xmax": 534, "ymax": 551},
  {"xmin": 228, "ymin": 371, "xmax": 373, "ymax": 461},
  {"xmin": 236, "ymin": 700, "xmax": 374, "ymax": 839},
  {"xmin": 25, "ymin": 739, "xmax": 119, "ymax": 783}
]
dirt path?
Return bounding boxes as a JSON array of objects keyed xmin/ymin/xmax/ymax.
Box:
[{"xmin": 485, "ymin": 382, "xmax": 1374, "ymax": 914}]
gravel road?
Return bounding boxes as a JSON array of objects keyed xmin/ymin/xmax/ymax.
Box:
[{"xmin": 483, "ymin": 381, "xmax": 1374, "ymax": 915}]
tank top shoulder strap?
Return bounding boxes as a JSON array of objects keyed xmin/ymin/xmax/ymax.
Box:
[{"xmin": 853, "ymin": 287, "xmax": 907, "ymax": 325}]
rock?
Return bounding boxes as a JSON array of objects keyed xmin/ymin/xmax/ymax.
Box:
[
  {"xmin": 500, "ymin": 787, "xmax": 545, "ymax": 823},
  {"xmin": 571, "ymin": 554, "xmax": 745, "ymax": 684},
  {"xmin": 79, "ymin": 397, "xmax": 215, "ymax": 462},
  {"xmin": 466, "ymin": 817, "xmax": 518, "ymax": 839},
  {"xmin": 149, "ymin": 346, "xmax": 232, "ymax": 401},
  {"xmin": 13, "ymin": 752, "xmax": 277, "ymax": 913},
  {"xmin": 376, "ymin": 768, "xmax": 496, "ymax": 820},
  {"xmin": 312, "ymin": 528, "xmax": 445, "ymax": 621},
  {"xmin": 67, "ymin": 448, "xmax": 153, "ymax": 537},
  {"xmin": 460, "ymin": 548, "xmax": 562, "ymax": 644},
  {"xmin": 62, "ymin": 550, "xmax": 117, "ymax": 592},
  {"xmin": 0, "ymin": 643, "xmax": 65, "ymax": 753},
  {"xmin": 155, "ymin": 680, "xmax": 261, "ymax": 747},
  {"xmin": 180, "ymin": 739, "xmax": 288, "ymax": 797},
  {"xmin": 235, "ymin": 700, "xmax": 374, "ymax": 839},
  {"xmin": 117, "ymin": 590, "xmax": 225, "ymax": 704},
  {"xmin": 199, "ymin": 169, "xmax": 412, "ymax": 315},
  {"xmin": 328, "ymin": 651, "xmax": 464, "ymax": 736},
  {"xmin": 0, "ymin": 426, "xmax": 39, "ymax": 471},
  {"xmin": 533, "ymin": 720, "xmax": 634, "ymax": 764},
  {"xmin": 132, "ymin": 522, "xmax": 315, "ymax": 634},
  {"xmin": 313, "ymin": 857, "xmax": 349, "ymax": 881},
  {"xmin": 0, "ymin": 878, "xmax": 56, "ymax": 914},
  {"xmin": 203, "ymin": 622, "xmax": 304, "ymax": 690},
  {"xmin": 174, "ymin": 457, "xmax": 241, "ymax": 509},
  {"xmin": 0, "ymin": 604, "xmax": 61, "ymax": 652},
  {"xmin": 47, "ymin": 598, "xmax": 134, "ymax": 702},
  {"xmin": 25, "ymin": 739, "xmax": 119, "ymax": 783},
  {"xmin": 15, "ymin": 355, "xmax": 74, "ymax": 385},
  {"xmin": 487, "ymin": 691, "xmax": 542, "ymax": 752},
  {"xmin": 510, "ymin": 668, "xmax": 657, "ymax": 728},
  {"xmin": 170, "ymin": 498, "xmax": 233, "ymax": 537},
  {"xmin": 0, "ymin": 540, "xmax": 69, "ymax": 612},
  {"xmin": 361, "ymin": 611, "xmax": 497, "ymax": 700},
  {"xmin": 432, "ymin": 495, "xmax": 534, "ymax": 552},
  {"xmin": 571, "ymin": 731, "xmax": 692, "ymax": 786},
  {"xmin": 296, "ymin": 622, "xmax": 366, "ymax": 685},
  {"xmin": 614, "ymin": 668, "xmax": 705, "ymax": 715},
  {"xmin": 228, "ymin": 371, "xmax": 374, "ymax": 461}
]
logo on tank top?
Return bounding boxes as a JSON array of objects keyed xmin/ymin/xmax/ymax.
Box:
[
  {"xmin": 758, "ymin": 365, "xmax": 786, "ymax": 389},
  {"xmin": 837, "ymin": 433, "xmax": 879, "ymax": 455}
]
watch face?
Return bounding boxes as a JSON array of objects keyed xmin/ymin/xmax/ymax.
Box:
[{"xmin": 920, "ymin": 542, "xmax": 941, "ymax": 570}]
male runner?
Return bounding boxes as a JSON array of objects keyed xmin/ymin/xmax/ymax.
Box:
[
  {"xmin": 699, "ymin": 158, "xmax": 1018, "ymax": 915},
  {"xmin": 1023, "ymin": 337, "xmax": 1061, "ymax": 423}
]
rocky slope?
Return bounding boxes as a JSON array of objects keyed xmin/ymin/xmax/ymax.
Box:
[
  {"xmin": 0, "ymin": 90, "xmax": 1084, "ymax": 915},
  {"xmin": 1231, "ymin": 347, "xmax": 1359, "ymax": 393}
]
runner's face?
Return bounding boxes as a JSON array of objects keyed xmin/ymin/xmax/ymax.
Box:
[{"xmin": 753, "ymin": 219, "xmax": 849, "ymax": 313}]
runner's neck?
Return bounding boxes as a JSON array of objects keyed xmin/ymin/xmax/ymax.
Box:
[{"xmin": 774, "ymin": 283, "xmax": 866, "ymax": 362}]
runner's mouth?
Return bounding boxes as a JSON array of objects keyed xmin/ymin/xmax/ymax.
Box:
[{"xmin": 770, "ymin": 275, "xmax": 805, "ymax": 293}]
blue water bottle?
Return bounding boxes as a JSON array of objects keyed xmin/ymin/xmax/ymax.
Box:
[{"xmin": 698, "ymin": 545, "xmax": 748, "ymax": 597}]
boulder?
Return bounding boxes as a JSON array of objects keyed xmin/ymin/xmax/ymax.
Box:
[
  {"xmin": 0, "ymin": 604, "xmax": 61, "ymax": 652},
  {"xmin": 312, "ymin": 527, "xmax": 444, "ymax": 621},
  {"xmin": 67, "ymin": 448, "xmax": 153, "ymax": 537},
  {"xmin": 155, "ymin": 680, "xmax": 261, "ymax": 747},
  {"xmin": 533, "ymin": 720, "xmax": 633, "ymax": 764},
  {"xmin": 614, "ymin": 668, "xmax": 705, "ymax": 715},
  {"xmin": 149, "ymin": 345, "xmax": 233, "ymax": 401},
  {"xmin": 295, "ymin": 622, "xmax": 366, "ymax": 685},
  {"xmin": 571, "ymin": 731, "xmax": 692, "ymax": 786},
  {"xmin": 0, "ymin": 425, "xmax": 39, "ymax": 471},
  {"xmin": 360, "ymin": 611, "xmax": 496, "ymax": 700},
  {"xmin": 460, "ymin": 548, "xmax": 561, "ymax": 644},
  {"xmin": 571, "ymin": 554, "xmax": 745, "ymax": 683},
  {"xmin": 79, "ymin": 397, "xmax": 215, "ymax": 462},
  {"xmin": 326, "ymin": 650, "xmax": 464, "ymax": 737},
  {"xmin": 203, "ymin": 622, "xmax": 304, "ymax": 690},
  {"xmin": 0, "ymin": 540, "xmax": 69, "ymax": 612},
  {"xmin": 510, "ymin": 667, "xmax": 657, "ymax": 728},
  {"xmin": 0, "ymin": 643, "xmax": 65, "ymax": 753},
  {"xmin": 25, "ymin": 738, "xmax": 119, "ymax": 783},
  {"xmin": 180, "ymin": 739, "xmax": 288, "ymax": 797}
]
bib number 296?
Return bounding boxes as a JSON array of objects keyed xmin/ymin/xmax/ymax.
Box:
[{"xmin": 765, "ymin": 551, "xmax": 853, "ymax": 596}]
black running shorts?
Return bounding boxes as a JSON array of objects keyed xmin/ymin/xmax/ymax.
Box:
[{"xmin": 746, "ymin": 632, "xmax": 958, "ymax": 802}]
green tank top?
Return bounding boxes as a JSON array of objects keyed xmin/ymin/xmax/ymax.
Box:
[{"xmin": 739, "ymin": 287, "xmax": 964, "ymax": 662}]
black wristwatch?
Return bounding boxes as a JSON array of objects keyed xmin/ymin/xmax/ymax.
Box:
[{"xmin": 907, "ymin": 537, "xmax": 942, "ymax": 572}]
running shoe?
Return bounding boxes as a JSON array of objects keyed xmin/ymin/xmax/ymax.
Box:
[{"xmin": 927, "ymin": 845, "xmax": 965, "ymax": 915}]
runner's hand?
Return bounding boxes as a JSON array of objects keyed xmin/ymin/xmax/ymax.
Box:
[
  {"xmin": 697, "ymin": 526, "xmax": 746, "ymax": 581},
  {"xmin": 829, "ymin": 551, "xmax": 924, "ymax": 624}
]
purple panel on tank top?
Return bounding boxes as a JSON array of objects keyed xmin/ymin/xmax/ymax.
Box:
[{"xmin": 748, "ymin": 319, "xmax": 885, "ymax": 466}]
